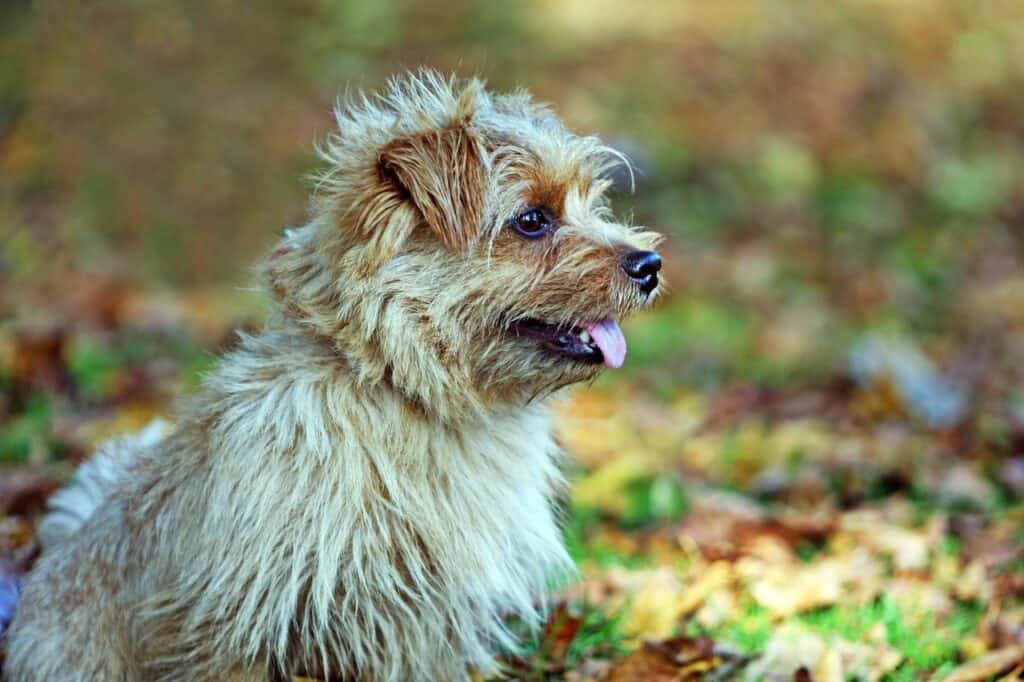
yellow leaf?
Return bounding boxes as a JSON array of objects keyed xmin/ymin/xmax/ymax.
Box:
[{"xmin": 571, "ymin": 455, "xmax": 652, "ymax": 516}]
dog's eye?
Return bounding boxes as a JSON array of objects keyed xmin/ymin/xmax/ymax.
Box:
[{"xmin": 511, "ymin": 208, "xmax": 553, "ymax": 239}]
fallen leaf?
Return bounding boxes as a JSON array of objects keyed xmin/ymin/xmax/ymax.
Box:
[
  {"xmin": 840, "ymin": 510, "xmax": 938, "ymax": 572},
  {"xmin": 745, "ymin": 624, "xmax": 901, "ymax": 682},
  {"xmin": 940, "ymin": 646, "xmax": 1024, "ymax": 682},
  {"xmin": 615, "ymin": 567, "xmax": 689, "ymax": 642},
  {"xmin": 998, "ymin": 663, "xmax": 1024, "ymax": 682},
  {"xmin": 738, "ymin": 548, "xmax": 883, "ymax": 618},
  {"xmin": 538, "ymin": 602, "xmax": 584, "ymax": 670},
  {"xmin": 0, "ymin": 470, "xmax": 62, "ymax": 516},
  {"xmin": 600, "ymin": 645, "xmax": 679, "ymax": 682},
  {"xmin": 601, "ymin": 635, "xmax": 748, "ymax": 682}
]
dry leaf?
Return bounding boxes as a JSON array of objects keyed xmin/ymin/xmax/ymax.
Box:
[
  {"xmin": 616, "ymin": 567, "xmax": 688, "ymax": 642},
  {"xmin": 0, "ymin": 471, "xmax": 62, "ymax": 516},
  {"xmin": 745, "ymin": 624, "xmax": 901, "ymax": 682},
  {"xmin": 738, "ymin": 548, "xmax": 882, "ymax": 618},
  {"xmin": 601, "ymin": 635, "xmax": 747, "ymax": 682},
  {"xmin": 940, "ymin": 646, "xmax": 1024, "ymax": 682}
]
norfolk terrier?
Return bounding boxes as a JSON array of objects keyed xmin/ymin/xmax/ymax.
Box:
[{"xmin": 3, "ymin": 71, "xmax": 662, "ymax": 681}]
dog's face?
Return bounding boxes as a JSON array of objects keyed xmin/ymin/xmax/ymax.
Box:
[{"xmin": 269, "ymin": 72, "xmax": 662, "ymax": 418}]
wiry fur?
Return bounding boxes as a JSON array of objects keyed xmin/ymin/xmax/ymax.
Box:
[{"xmin": 3, "ymin": 71, "xmax": 662, "ymax": 681}]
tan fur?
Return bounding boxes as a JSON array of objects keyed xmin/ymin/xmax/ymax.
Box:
[{"xmin": 3, "ymin": 70, "xmax": 662, "ymax": 681}]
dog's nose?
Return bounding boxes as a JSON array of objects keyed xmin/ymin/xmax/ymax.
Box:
[{"xmin": 621, "ymin": 250, "xmax": 662, "ymax": 294}]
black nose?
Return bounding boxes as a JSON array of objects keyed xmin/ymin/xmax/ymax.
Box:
[{"xmin": 621, "ymin": 250, "xmax": 662, "ymax": 294}]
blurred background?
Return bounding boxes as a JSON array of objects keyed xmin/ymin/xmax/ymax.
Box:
[{"xmin": 3, "ymin": 1, "xmax": 1024, "ymax": 678}]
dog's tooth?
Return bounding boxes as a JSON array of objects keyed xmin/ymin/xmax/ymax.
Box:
[{"xmin": 580, "ymin": 330, "xmax": 591, "ymax": 343}]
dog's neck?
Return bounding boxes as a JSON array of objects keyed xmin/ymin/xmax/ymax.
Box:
[
  {"xmin": 265, "ymin": 232, "xmax": 502, "ymax": 424},
  {"xmin": 226, "ymin": 314, "xmax": 554, "ymax": 434},
  {"xmin": 287, "ymin": 316, "xmax": 436, "ymax": 420}
]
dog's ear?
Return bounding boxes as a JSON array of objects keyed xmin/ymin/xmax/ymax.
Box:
[{"xmin": 378, "ymin": 126, "xmax": 486, "ymax": 252}]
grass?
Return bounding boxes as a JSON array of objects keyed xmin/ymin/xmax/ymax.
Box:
[
  {"xmin": 577, "ymin": 585, "xmax": 982, "ymax": 679},
  {"xmin": 696, "ymin": 603, "xmax": 775, "ymax": 653},
  {"xmin": 508, "ymin": 600, "xmax": 629, "ymax": 679},
  {"xmin": 66, "ymin": 334, "xmax": 123, "ymax": 402},
  {"xmin": 799, "ymin": 597, "xmax": 983, "ymax": 670},
  {"xmin": 565, "ymin": 483, "xmax": 985, "ymax": 679},
  {"xmin": 0, "ymin": 392, "xmax": 52, "ymax": 461},
  {"xmin": 563, "ymin": 509, "xmax": 649, "ymax": 570},
  {"xmin": 559, "ymin": 604, "xmax": 630, "ymax": 670}
]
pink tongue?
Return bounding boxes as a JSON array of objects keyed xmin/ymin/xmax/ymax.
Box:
[{"xmin": 584, "ymin": 318, "xmax": 627, "ymax": 369}]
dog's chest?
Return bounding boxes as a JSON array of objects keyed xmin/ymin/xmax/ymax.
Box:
[{"xmin": 286, "ymin": 410, "xmax": 571, "ymax": 675}]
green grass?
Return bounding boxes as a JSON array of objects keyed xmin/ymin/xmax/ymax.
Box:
[
  {"xmin": 561, "ymin": 566, "xmax": 984, "ymax": 680},
  {"xmin": 560, "ymin": 603, "xmax": 630, "ymax": 670},
  {"xmin": 66, "ymin": 334, "xmax": 122, "ymax": 401},
  {"xmin": 796, "ymin": 596, "xmax": 982, "ymax": 676},
  {"xmin": 180, "ymin": 349, "xmax": 218, "ymax": 392},
  {"xmin": 0, "ymin": 392, "xmax": 52, "ymax": 461},
  {"xmin": 563, "ymin": 509, "xmax": 649, "ymax": 569},
  {"xmin": 695, "ymin": 603, "xmax": 775, "ymax": 653},
  {"xmin": 509, "ymin": 601, "xmax": 629, "ymax": 679},
  {"xmin": 888, "ymin": 600, "xmax": 982, "ymax": 670},
  {"xmin": 679, "ymin": 596, "xmax": 982, "ymax": 678},
  {"xmin": 616, "ymin": 474, "xmax": 689, "ymax": 529}
]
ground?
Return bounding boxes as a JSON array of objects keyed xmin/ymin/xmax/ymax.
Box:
[{"xmin": 2, "ymin": 276, "xmax": 1023, "ymax": 680}]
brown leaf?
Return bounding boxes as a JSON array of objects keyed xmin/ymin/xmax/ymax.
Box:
[
  {"xmin": 0, "ymin": 470, "xmax": 62, "ymax": 516},
  {"xmin": 998, "ymin": 663, "xmax": 1024, "ymax": 682},
  {"xmin": 601, "ymin": 645, "xmax": 679, "ymax": 682},
  {"xmin": 676, "ymin": 490, "xmax": 834, "ymax": 561},
  {"xmin": 538, "ymin": 603, "xmax": 584, "ymax": 670},
  {"xmin": 941, "ymin": 646, "xmax": 1024, "ymax": 682},
  {"xmin": 600, "ymin": 635, "xmax": 749, "ymax": 681},
  {"xmin": 0, "ymin": 517, "xmax": 36, "ymax": 555},
  {"xmin": 7, "ymin": 326, "xmax": 69, "ymax": 407}
]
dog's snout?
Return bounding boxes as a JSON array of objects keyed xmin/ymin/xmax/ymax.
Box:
[{"xmin": 621, "ymin": 250, "xmax": 662, "ymax": 294}]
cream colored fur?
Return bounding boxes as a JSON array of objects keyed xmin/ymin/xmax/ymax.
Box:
[
  {"xmin": 36, "ymin": 420, "xmax": 170, "ymax": 551},
  {"xmin": 3, "ymin": 71, "xmax": 660, "ymax": 681}
]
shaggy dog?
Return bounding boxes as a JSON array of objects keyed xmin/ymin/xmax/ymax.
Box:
[{"xmin": 3, "ymin": 71, "xmax": 662, "ymax": 681}]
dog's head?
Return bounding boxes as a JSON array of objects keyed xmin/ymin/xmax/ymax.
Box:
[{"xmin": 268, "ymin": 71, "xmax": 662, "ymax": 419}]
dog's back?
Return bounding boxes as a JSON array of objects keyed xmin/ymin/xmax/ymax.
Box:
[
  {"xmin": 3, "ymin": 423, "xmax": 169, "ymax": 682},
  {"xmin": 36, "ymin": 421, "xmax": 169, "ymax": 550}
]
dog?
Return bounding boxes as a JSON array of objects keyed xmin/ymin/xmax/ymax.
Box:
[{"xmin": 3, "ymin": 70, "xmax": 662, "ymax": 681}]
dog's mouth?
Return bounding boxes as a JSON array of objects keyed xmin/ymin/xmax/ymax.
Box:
[{"xmin": 509, "ymin": 318, "xmax": 627, "ymax": 369}]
